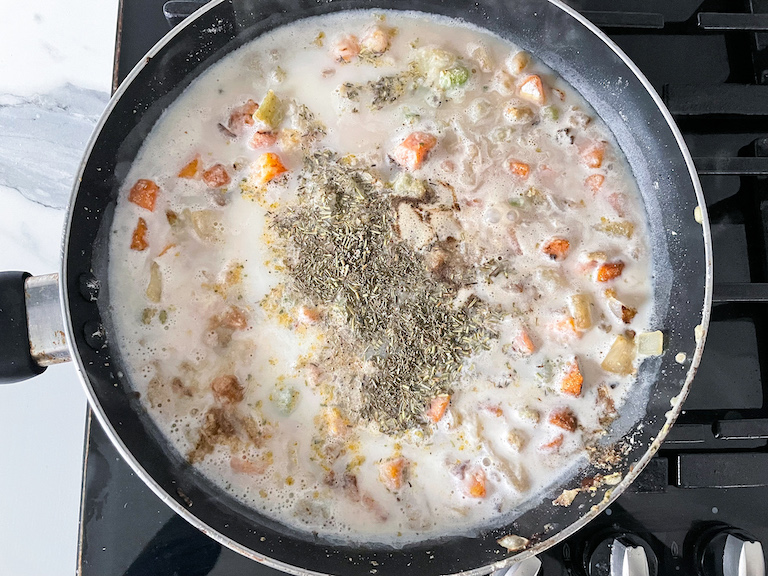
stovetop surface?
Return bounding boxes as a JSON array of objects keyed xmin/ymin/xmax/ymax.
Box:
[{"xmin": 79, "ymin": 1, "xmax": 768, "ymax": 574}]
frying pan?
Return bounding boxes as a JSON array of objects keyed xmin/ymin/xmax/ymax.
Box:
[{"xmin": 0, "ymin": 0, "xmax": 712, "ymax": 574}]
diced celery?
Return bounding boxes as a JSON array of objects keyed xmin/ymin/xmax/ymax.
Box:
[
  {"xmin": 438, "ymin": 66, "xmax": 470, "ymax": 90},
  {"xmin": 542, "ymin": 106, "xmax": 560, "ymax": 121}
]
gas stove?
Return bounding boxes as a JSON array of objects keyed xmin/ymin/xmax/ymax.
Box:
[{"xmin": 78, "ymin": 1, "xmax": 768, "ymax": 575}]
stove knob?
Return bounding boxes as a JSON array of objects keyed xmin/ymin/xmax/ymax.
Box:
[
  {"xmin": 493, "ymin": 556, "xmax": 542, "ymax": 576},
  {"xmin": 611, "ymin": 538, "xmax": 650, "ymax": 576},
  {"xmin": 586, "ymin": 532, "xmax": 658, "ymax": 576},
  {"xmin": 722, "ymin": 534, "xmax": 765, "ymax": 576}
]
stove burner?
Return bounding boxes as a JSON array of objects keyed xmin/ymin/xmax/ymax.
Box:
[{"xmin": 79, "ymin": 1, "xmax": 768, "ymax": 574}]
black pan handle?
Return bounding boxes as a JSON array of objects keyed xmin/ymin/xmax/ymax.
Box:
[
  {"xmin": 0, "ymin": 271, "xmax": 46, "ymax": 383},
  {"xmin": 0, "ymin": 271, "xmax": 71, "ymax": 383}
]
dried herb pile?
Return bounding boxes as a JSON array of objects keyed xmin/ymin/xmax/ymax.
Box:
[{"xmin": 271, "ymin": 151, "xmax": 496, "ymax": 433}]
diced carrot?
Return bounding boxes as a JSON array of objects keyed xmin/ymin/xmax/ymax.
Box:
[
  {"xmin": 426, "ymin": 395, "xmax": 450, "ymax": 423},
  {"xmin": 481, "ymin": 403, "xmax": 504, "ymax": 417},
  {"xmin": 379, "ymin": 456, "xmax": 407, "ymax": 491},
  {"xmin": 158, "ymin": 243, "xmax": 176, "ymax": 257},
  {"xmin": 128, "ymin": 179, "xmax": 159, "ymax": 211},
  {"xmin": 561, "ymin": 358, "xmax": 583, "ymax": 397},
  {"xmin": 178, "ymin": 157, "xmax": 200, "ymax": 179},
  {"xmin": 513, "ymin": 329, "xmax": 536, "ymax": 355},
  {"xmin": 518, "ymin": 74, "xmax": 546, "ymax": 106},
  {"xmin": 540, "ymin": 434, "xmax": 564, "ymax": 451},
  {"xmin": 465, "ymin": 467, "xmax": 487, "ymax": 498},
  {"xmin": 607, "ymin": 192, "xmax": 627, "ymax": 217},
  {"xmin": 582, "ymin": 143, "xmax": 606, "ymax": 168},
  {"xmin": 553, "ymin": 316, "xmax": 581, "ymax": 338},
  {"xmin": 542, "ymin": 238, "xmax": 570, "ymax": 261},
  {"xmin": 228, "ymin": 99, "xmax": 259, "ymax": 134},
  {"xmin": 596, "ymin": 261, "xmax": 625, "ymax": 282},
  {"xmin": 296, "ymin": 304, "xmax": 321, "ymax": 324},
  {"xmin": 249, "ymin": 131, "xmax": 278, "ymax": 149},
  {"xmin": 130, "ymin": 217, "xmax": 149, "ymax": 251},
  {"xmin": 585, "ymin": 174, "xmax": 605, "ymax": 193},
  {"xmin": 332, "ymin": 35, "xmax": 360, "ymax": 63},
  {"xmin": 549, "ymin": 408, "xmax": 578, "ymax": 432},
  {"xmin": 253, "ymin": 152, "xmax": 288, "ymax": 184},
  {"xmin": 202, "ymin": 163, "xmax": 231, "ymax": 188},
  {"xmin": 391, "ymin": 132, "xmax": 438, "ymax": 171},
  {"xmin": 507, "ymin": 160, "xmax": 530, "ymax": 178}
]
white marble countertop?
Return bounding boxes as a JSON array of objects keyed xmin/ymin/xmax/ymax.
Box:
[{"xmin": 0, "ymin": 0, "xmax": 118, "ymax": 574}]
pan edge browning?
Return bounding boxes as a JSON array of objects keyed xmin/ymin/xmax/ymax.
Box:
[{"xmin": 62, "ymin": 0, "xmax": 711, "ymax": 574}]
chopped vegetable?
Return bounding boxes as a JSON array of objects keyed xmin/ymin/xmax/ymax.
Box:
[
  {"xmin": 249, "ymin": 131, "xmax": 278, "ymax": 149},
  {"xmin": 211, "ymin": 374, "xmax": 244, "ymax": 404},
  {"xmin": 253, "ymin": 152, "xmax": 288, "ymax": 184},
  {"xmin": 202, "ymin": 164, "xmax": 231, "ymax": 188},
  {"xmin": 582, "ymin": 142, "xmax": 606, "ymax": 168},
  {"xmin": 518, "ymin": 74, "xmax": 545, "ymax": 106},
  {"xmin": 130, "ymin": 217, "xmax": 149, "ymax": 251},
  {"xmin": 274, "ymin": 387, "xmax": 299, "ymax": 415},
  {"xmin": 508, "ymin": 51, "xmax": 530, "ymax": 74},
  {"xmin": 393, "ymin": 171, "xmax": 428, "ymax": 200},
  {"xmin": 498, "ymin": 534, "xmax": 530, "ymax": 552},
  {"xmin": 391, "ymin": 132, "xmax": 437, "ymax": 171},
  {"xmin": 560, "ymin": 358, "xmax": 583, "ymax": 397},
  {"xmin": 549, "ymin": 407, "xmax": 578, "ymax": 432},
  {"xmin": 513, "ymin": 329, "xmax": 536, "ymax": 355},
  {"xmin": 638, "ymin": 331, "xmax": 664, "ymax": 356},
  {"xmin": 506, "ymin": 160, "xmax": 530, "ymax": 178},
  {"xmin": 360, "ymin": 25, "xmax": 392, "ymax": 54},
  {"xmin": 230, "ymin": 455, "xmax": 270, "ymax": 475},
  {"xmin": 467, "ymin": 42, "xmax": 493, "ymax": 72},
  {"xmin": 596, "ymin": 217, "xmax": 634, "ymax": 239},
  {"xmin": 254, "ymin": 90, "xmax": 284, "ymax": 128},
  {"xmin": 507, "ymin": 430, "xmax": 527, "ymax": 451},
  {"xmin": 596, "ymin": 261, "xmax": 625, "ymax": 282},
  {"xmin": 325, "ymin": 407, "xmax": 348, "ymax": 437},
  {"xmin": 189, "ymin": 210, "xmax": 222, "ymax": 243},
  {"xmin": 585, "ymin": 174, "xmax": 605, "ymax": 192},
  {"xmin": 146, "ymin": 261, "xmax": 162, "ymax": 303},
  {"xmin": 296, "ymin": 304, "xmax": 321, "ymax": 324},
  {"xmin": 605, "ymin": 288, "xmax": 637, "ymax": 323},
  {"xmin": 128, "ymin": 179, "xmax": 159, "ymax": 211},
  {"xmin": 569, "ymin": 294, "xmax": 592, "ymax": 330},
  {"xmin": 438, "ymin": 66, "xmax": 470, "ymax": 90},
  {"xmin": 503, "ymin": 102, "xmax": 534, "ymax": 124},
  {"xmin": 542, "ymin": 238, "xmax": 570, "ymax": 261},
  {"xmin": 426, "ymin": 395, "xmax": 450, "ymax": 423},
  {"xmin": 178, "ymin": 157, "xmax": 200, "ymax": 179},
  {"xmin": 552, "ymin": 316, "xmax": 581, "ymax": 339},
  {"xmin": 331, "ymin": 35, "xmax": 359, "ymax": 63},
  {"xmin": 465, "ymin": 467, "xmax": 487, "ymax": 498},
  {"xmin": 540, "ymin": 434, "xmax": 564, "ymax": 451},
  {"xmin": 379, "ymin": 456, "xmax": 407, "ymax": 491},
  {"xmin": 228, "ymin": 99, "xmax": 259, "ymax": 134},
  {"xmin": 601, "ymin": 333, "xmax": 636, "ymax": 375}
]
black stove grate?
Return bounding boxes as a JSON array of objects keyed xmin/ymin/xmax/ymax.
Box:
[{"xmin": 79, "ymin": 2, "xmax": 768, "ymax": 575}]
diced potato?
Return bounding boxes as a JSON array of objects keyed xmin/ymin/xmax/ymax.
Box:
[
  {"xmin": 638, "ymin": 331, "xmax": 664, "ymax": 356},
  {"xmin": 507, "ymin": 51, "xmax": 530, "ymax": 74},
  {"xmin": 254, "ymin": 90, "xmax": 284, "ymax": 128},
  {"xmin": 507, "ymin": 429, "xmax": 527, "ymax": 451},
  {"xmin": 596, "ymin": 217, "xmax": 635, "ymax": 239},
  {"xmin": 503, "ymin": 102, "xmax": 534, "ymax": 124},
  {"xmin": 189, "ymin": 209, "xmax": 223, "ymax": 243},
  {"xmin": 569, "ymin": 293, "xmax": 592, "ymax": 330},
  {"xmin": 602, "ymin": 334, "xmax": 636, "ymax": 375},
  {"xmin": 605, "ymin": 289, "xmax": 637, "ymax": 324},
  {"xmin": 393, "ymin": 171, "xmax": 428, "ymax": 200},
  {"xmin": 466, "ymin": 42, "xmax": 493, "ymax": 72},
  {"xmin": 517, "ymin": 406, "xmax": 540, "ymax": 423},
  {"xmin": 146, "ymin": 261, "xmax": 162, "ymax": 303},
  {"xmin": 498, "ymin": 534, "xmax": 529, "ymax": 552}
]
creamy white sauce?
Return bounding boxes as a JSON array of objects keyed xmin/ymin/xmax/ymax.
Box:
[{"xmin": 107, "ymin": 10, "xmax": 653, "ymax": 545}]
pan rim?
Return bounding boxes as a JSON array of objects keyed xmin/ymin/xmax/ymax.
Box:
[{"xmin": 61, "ymin": 1, "xmax": 714, "ymax": 574}]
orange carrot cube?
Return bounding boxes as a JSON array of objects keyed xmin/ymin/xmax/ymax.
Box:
[
  {"xmin": 549, "ymin": 408, "xmax": 578, "ymax": 432},
  {"xmin": 202, "ymin": 163, "xmax": 231, "ymax": 188},
  {"xmin": 561, "ymin": 358, "xmax": 583, "ymax": 397},
  {"xmin": 128, "ymin": 179, "xmax": 159, "ymax": 211},
  {"xmin": 391, "ymin": 132, "xmax": 438, "ymax": 171},
  {"xmin": 582, "ymin": 143, "xmax": 606, "ymax": 168},
  {"xmin": 596, "ymin": 261, "xmax": 625, "ymax": 282},
  {"xmin": 426, "ymin": 395, "xmax": 450, "ymax": 423},
  {"xmin": 513, "ymin": 329, "xmax": 536, "ymax": 355},
  {"xmin": 130, "ymin": 217, "xmax": 149, "ymax": 251},
  {"xmin": 507, "ymin": 160, "xmax": 530, "ymax": 178},
  {"xmin": 332, "ymin": 35, "xmax": 360, "ymax": 63},
  {"xmin": 542, "ymin": 238, "xmax": 570, "ymax": 261},
  {"xmin": 253, "ymin": 152, "xmax": 288, "ymax": 184},
  {"xmin": 249, "ymin": 131, "xmax": 278, "ymax": 149},
  {"xmin": 379, "ymin": 456, "xmax": 407, "ymax": 491},
  {"xmin": 540, "ymin": 434, "xmax": 564, "ymax": 451},
  {"xmin": 518, "ymin": 74, "xmax": 546, "ymax": 105},
  {"xmin": 178, "ymin": 157, "xmax": 200, "ymax": 179},
  {"xmin": 465, "ymin": 467, "xmax": 487, "ymax": 498},
  {"xmin": 585, "ymin": 174, "xmax": 605, "ymax": 193},
  {"xmin": 228, "ymin": 99, "xmax": 259, "ymax": 134}
]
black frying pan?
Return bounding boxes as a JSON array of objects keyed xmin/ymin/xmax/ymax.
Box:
[{"xmin": 0, "ymin": 0, "xmax": 712, "ymax": 574}]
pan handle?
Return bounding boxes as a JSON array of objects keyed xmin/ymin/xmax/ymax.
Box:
[{"xmin": 0, "ymin": 271, "xmax": 70, "ymax": 383}]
